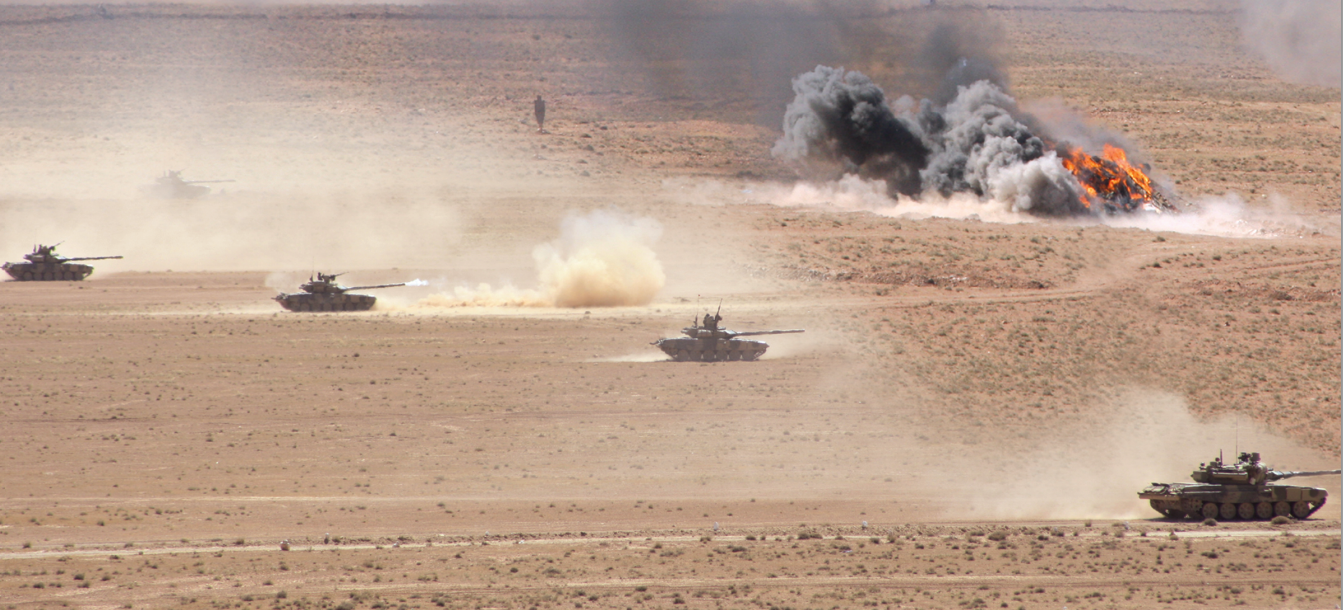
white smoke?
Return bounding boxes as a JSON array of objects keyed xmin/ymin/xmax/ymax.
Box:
[
  {"xmin": 1240, "ymin": 0, "xmax": 1342, "ymax": 88},
  {"xmin": 414, "ymin": 208, "xmax": 665, "ymax": 309},
  {"xmin": 664, "ymin": 176, "xmax": 1321, "ymax": 238}
]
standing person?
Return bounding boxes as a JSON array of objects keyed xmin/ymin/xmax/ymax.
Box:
[{"xmin": 534, "ymin": 95, "xmax": 546, "ymax": 133}]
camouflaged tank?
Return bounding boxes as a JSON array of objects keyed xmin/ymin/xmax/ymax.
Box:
[
  {"xmin": 3, "ymin": 244, "xmax": 122, "ymax": 281},
  {"xmin": 142, "ymin": 170, "xmax": 234, "ymax": 199},
  {"xmin": 274, "ymin": 272, "xmax": 410, "ymax": 312},
  {"xmin": 1139, "ymin": 451, "xmax": 1339, "ymax": 521},
  {"xmin": 652, "ymin": 310, "xmax": 803, "ymax": 362}
]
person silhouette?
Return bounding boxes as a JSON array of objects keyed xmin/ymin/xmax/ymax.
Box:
[{"xmin": 534, "ymin": 95, "xmax": 546, "ymax": 133}]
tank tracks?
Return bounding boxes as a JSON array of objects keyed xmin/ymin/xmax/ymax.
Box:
[
  {"xmin": 3, "ymin": 263, "xmax": 95, "ymax": 281},
  {"xmin": 274, "ymin": 294, "xmax": 377, "ymax": 312},
  {"xmin": 1149, "ymin": 497, "xmax": 1326, "ymax": 521},
  {"xmin": 660, "ymin": 339, "xmax": 767, "ymax": 362}
]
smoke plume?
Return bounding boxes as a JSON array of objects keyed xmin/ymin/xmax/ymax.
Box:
[
  {"xmin": 1240, "ymin": 0, "xmax": 1342, "ymax": 88},
  {"xmin": 414, "ymin": 208, "xmax": 665, "ymax": 309},
  {"xmin": 774, "ymin": 64, "xmax": 1120, "ymax": 217}
]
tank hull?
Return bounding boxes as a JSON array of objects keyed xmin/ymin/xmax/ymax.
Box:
[
  {"xmin": 142, "ymin": 182, "xmax": 210, "ymax": 200},
  {"xmin": 2, "ymin": 262, "xmax": 96, "ymax": 281},
  {"xmin": 1139, "ymin": 482, "xmax": 1328, "ymax": 520},
  {"xmin": 275, "ymin": 292, "xmax": 377, "ymax": 312},
  {"xmin": 654, "ymin": 337, "xmax": 769, "ymax": 362}
]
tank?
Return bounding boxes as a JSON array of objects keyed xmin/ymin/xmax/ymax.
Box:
[
  {"xmin": 652, "ymin": 309, "xmax": 803, "ymax": 362},
  {"xmin": 141, "ymin": 170, "xmax": 234, "ymax": 199},
  {"xmin": 3, "ymin": 243, "xmax": 123, "ymax": 281},
  {"xmin": 274, "ymin": 272, "xmax": 411, "ymax": 312},
  {"xmin": 1139, "ymin": 451, "xmax": 1340, "ymax": 521}
]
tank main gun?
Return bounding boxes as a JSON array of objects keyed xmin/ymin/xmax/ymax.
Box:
[
  {"xmin": 682, "ymin": 327, "xmax": 805, "ymax": 340},
  {"xmin": 295, "ymin": 272, "xmax": 410, "ymax": 295},
  {"xmin": 1266, "ymin": 470, "xmax": 1342, "ymax": 482}
]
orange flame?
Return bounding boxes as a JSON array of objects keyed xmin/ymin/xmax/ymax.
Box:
[{"xmin": 1059, "ymin": 143, "xmax": 1156, "ymax": 210}]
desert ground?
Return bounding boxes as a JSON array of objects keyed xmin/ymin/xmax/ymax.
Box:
[{"xmin": 0, "ymin": 1, "xmax": 1339, "ymax": 609}]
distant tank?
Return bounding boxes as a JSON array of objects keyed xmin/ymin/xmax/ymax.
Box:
[
  {"xmin": 652, "ymin": 307, "xmax": 803, "ymax": 362},
  {"xmin": 3, "ymin": 243, "xmax": 123, "ymax": 281},
  {"xmin": 274, "ymin": 272, "xmax": 411, "ymax": 312},
  {"xmin": 142, "ymin": 170, "xmax": 234, "ymax": 199},
  {"xmin": 1139, "ymin": 451, "xmax": 1340, "ymax": 521}
]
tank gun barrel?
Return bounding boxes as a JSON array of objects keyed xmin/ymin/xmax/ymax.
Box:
[
  {"xmin": 1266, "ymin": 469, "xmax": 1341, "ymax": 482},
  {"xmin": 64, "ymin": 255, "xmax": 123, "ymax": 262},
  {"xmin": 344, "ymin": 282, "xmax": 408, "ymax": 291},
  {"xmin": 726, "ymin": 329, "xmax": 806, "ymax": 337}
]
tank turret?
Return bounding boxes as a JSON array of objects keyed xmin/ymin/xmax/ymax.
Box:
[
  {"xmin": 652, "ymin": 306, "xmax": 803, "ymax": 362},
  {"xmin": 3, "ymin": 243, "xmax": 123, "ymax": 281},
  {"xmin": 274, "ymin": 272, "xmax": 416, "ymax": 312},
  {"xmin": 141, "ymin": 170, "xmax": 234, "ymax": 199},
  {"xmin": 1139, "ymin": 451, "xmax": 1339, "ymax": 521}
]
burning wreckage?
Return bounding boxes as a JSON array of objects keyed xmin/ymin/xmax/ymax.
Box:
[{"xmin": 773, "ymin": 64, "xmax": 1177, "ymax": 216}]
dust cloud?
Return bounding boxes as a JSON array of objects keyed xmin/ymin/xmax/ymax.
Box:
[
  {"xmin": 412, "ymin": 208, "xmax": 665, "ymax": 309},
  {"xmin": 1239, "ymin": 0, "xmax": 1342, "ymax": 88},
  {"xmin": 939, "ymin": 390, "xmax": 1337, "ymax": 521},
  {"xmin": 0, "ymin": 191, "xmax": 462, "ymax": 273},
  {"xmin": 664, "ymin": 176, "xmax": 1323, "ymax": 238}
]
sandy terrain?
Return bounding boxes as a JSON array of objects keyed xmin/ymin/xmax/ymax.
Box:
[{"xmin": 0, "ymin": 1, "xmax": 1338, "ymax": 609}]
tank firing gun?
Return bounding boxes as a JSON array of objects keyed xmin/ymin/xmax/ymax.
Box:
[
  {"xmin": 275, "ymin": 272, "xmax": 424, "ymax": 312},
  {"xmin": 295, "ymin": 272, "xmax": 414, "ymax": 295}
]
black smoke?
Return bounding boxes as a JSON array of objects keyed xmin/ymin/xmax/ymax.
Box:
[
  {"xmin": 773, "ymin": 68, "xmax": 928, "ymax": 196},
  {"xmin": 773, "ymin": 65, "xmax": 1098, "ymax": 217}
]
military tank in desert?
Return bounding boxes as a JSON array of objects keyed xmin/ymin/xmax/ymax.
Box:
[
  {"xmin": 653, "ymin": 307, "xmax": 803, "ymax": 362},
  {"xmin": 3, "ymin": 243, "xmax": 123, "ymax": 281},
  {"xmin": 274, "ymin": 272, "xmax": 412, "ymax": 312},
  {"xmin": 1139, "ymin": 451, "xmax": 1339, "ymax": 521},
  {"xmin": 141, "ymin": 170, "xmax": 234, "ymax": 199}
]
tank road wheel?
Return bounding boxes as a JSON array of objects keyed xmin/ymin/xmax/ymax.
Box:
[
  {"xmin": 1219, "ymin": 503, "xmax": 1237, "ymax": 521},
  {"xmin": 1201, "ymin": 503, "xmax": 1219, "ymax": 519},
  {"xmin": 1237, "ymin": 503, "xmax": 1255, "ymax": 520},
  {"xmin": 1292, "ymin": 501, "xmax": 1312, "ymax": 519},
  {"xmin": 727, "ymin": 349, "xmax": 741, "ymax": 361},
  {"xmin": 674, "ymin": 349, "xmax": 689, "ymax": 362},
  {"xmin": 1256, "ymin": 502, "xmax": 1274, "ymax": 520},
  {"xmin": 21, "ymin": 271, "xmax": 32, "ymax": 280},
  {"xmin": 1274, "ymin": 501, "xmax": 1291, "ymax": 517},
  {"xmin": 1163, "ymin": 509, "xmax": 1187, "ymax": 519},
  {"xmin": 702, "ymin": 350, "xmax": 716, "ymax": 362}
]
